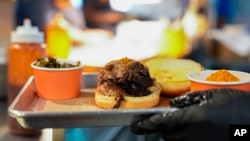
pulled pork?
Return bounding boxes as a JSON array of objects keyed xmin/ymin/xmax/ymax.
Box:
[{"xmin": 98, "ymin": 57, "xmax": 154, "ymax": 97}]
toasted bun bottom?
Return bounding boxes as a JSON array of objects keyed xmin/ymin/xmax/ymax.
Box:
[
  {"xmin": 95, "ymin": 83, "xmax": 161, "ymax": 109},
  {"xmin": 160, "ymin": 80, "xmax": 190, "ymax": 97}
]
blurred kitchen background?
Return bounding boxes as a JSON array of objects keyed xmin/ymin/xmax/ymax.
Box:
[{"xmin": 1, "ymin": 0, "xmax": 250, "ymax": 140}]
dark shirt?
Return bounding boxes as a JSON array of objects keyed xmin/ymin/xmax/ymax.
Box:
[{"xmin": 84, "ymin": 0, "xmax": 111, "ymax": 11}]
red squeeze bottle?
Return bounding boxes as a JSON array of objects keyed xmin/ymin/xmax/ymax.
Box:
[{"xmin": 7, "ymin": 19, "xmax": 46, "ymax": 135}]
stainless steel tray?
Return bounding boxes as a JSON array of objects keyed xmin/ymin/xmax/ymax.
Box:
[{"xmin": 8, "ymin": 73, "xmax": 177, "ymax": 129}]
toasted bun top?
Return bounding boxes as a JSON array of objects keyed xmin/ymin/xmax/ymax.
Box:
[
  {"xmin": 146, "ymin": 58, "xmax": 204, "ymax": 81},
  {"xmin": 145, "ymin": 58, "xmax": 204, "ymax": 96}
]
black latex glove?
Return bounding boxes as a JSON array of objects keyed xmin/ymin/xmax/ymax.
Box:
[{"xmin": 131, "ymin": 88, "xmax": 250, "ymax": 141}]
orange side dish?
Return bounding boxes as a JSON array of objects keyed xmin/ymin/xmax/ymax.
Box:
[{"xmin": 206, "ymin": 69, "xmax": 240, "ymax": 82}]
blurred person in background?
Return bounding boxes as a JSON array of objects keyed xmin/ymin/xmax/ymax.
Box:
[
  {"xmin": 84, "ymin": 0, "xmax": 127, "ymax": 33},
  {"xmin": 14, "ymin": 0, "xmax": 127, "ymax": 45},
  {"xmin": 14, "ymin": 0, "xmax": 85, "ymax": 32},
  {"xmin": 204, "ymin": 0, "xmax": 250, "ymax": 73}
]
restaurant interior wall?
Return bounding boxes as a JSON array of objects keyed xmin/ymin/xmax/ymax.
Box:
[{"xmin": 0, "ymin": 0, "xmax": 14, "ymax": 98}]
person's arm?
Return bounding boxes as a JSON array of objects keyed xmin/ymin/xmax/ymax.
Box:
[{"xmin": 131, "ymin": 88, "xmax": 250, "ymax": 141}]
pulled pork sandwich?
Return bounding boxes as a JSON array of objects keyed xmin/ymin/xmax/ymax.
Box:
[{"xmin": 95, "ymin": 57, "xmax": 161, "ymax": 109}]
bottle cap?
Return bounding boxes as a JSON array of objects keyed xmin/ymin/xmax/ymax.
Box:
[
  {"xmin": 11, "ymin": 19, "xmax": 44, "ymax": 43},
  {"xmin": 48, "ymin": 13, "xmax": 70, "ymax": 30}
]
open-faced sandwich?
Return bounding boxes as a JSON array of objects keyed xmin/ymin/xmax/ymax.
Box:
[{"xmin": 95, "ymin": 57, "xmax": 161, "ymax": 109}]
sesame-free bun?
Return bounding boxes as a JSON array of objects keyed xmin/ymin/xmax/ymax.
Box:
[
  {"xmin": 145, "ymin": 58, "xmax": 204, "ymax": 97},
  {"xmin": 95, "ymin": 83, "xmax": 161, "ymax": 109}
]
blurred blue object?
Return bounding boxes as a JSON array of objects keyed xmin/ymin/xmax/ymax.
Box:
[
  {"xmin": 65, "ymin": 126, "xmax": 163, "ymax": 141},
  {"xmin": 70, "ymin": 0, "xmax": 84, "ymax": 9},
  {"xmin": 216, "ymin": 0, "xmax": 235, "ymax": 23},
  {"xmin": 214, "ymin": 0, "xmax": 250, "ymax": 26}
]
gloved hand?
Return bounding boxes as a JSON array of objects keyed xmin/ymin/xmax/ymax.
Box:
[{"xmin": 131, "ymin": 88, "xmax": 250, "ymax": 141}]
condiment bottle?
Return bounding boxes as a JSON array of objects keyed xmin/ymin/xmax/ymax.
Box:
[
  {"xmin": 7, "ymin": 19, "xmax": 46, "ymax": 136},
  {"xmin": 158, "ymin": 20, "xmax": 189, "ymax": 58},
  {"xmin": 46, "ymin": 13, "xmax": 71, "ymax": 59}
]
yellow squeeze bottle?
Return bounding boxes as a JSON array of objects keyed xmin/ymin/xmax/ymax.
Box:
[
  {"xmin": 158, "ymin": 21, "xmax": 188, "ymax": 58},
  {"xmin": 46, "ymin": 13, "xmax": 71, "ymax": 59}
]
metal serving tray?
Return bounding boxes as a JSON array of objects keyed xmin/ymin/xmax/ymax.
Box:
[{"xmin": 8, "ymin": 73, "xmax": 177, "ymax": 129}]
